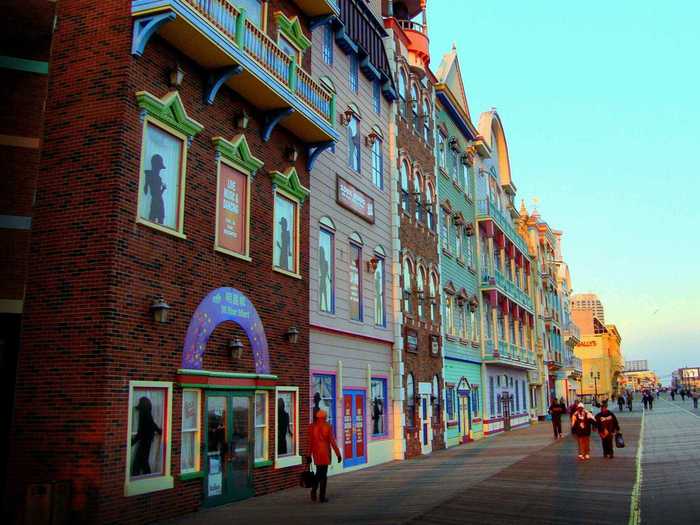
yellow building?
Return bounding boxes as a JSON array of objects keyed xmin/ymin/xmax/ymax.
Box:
[
  {"xmin": 620, "ymin": 370, "xmax": 659, "ymax": 392},
  {"xmin": 572, "ymin": 310, "xmax": 623, "ymax": 400}
]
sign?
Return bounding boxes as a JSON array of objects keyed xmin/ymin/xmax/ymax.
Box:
[
  {"xmin": 577, "ymin": 340, "xmax": 597, "ymax": 347},
  {"xmin": 406, "ymin": 330, "xmax": 418, "ymax": 352},
  {"xmin": 431, "ymin": 335, "xmax": 440, "ymax": 355},
  {"xmin": 217, "ymin": 164, "xmax": 247, "ymax": 255},
  {"xmin": 337, "ymin": 176, "xmax": 375, "ymax": 223}
]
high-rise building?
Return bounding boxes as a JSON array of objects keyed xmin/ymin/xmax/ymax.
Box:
[{"xmin": 571, "ymin": 292, "xmax": 605, "ymax": 323}]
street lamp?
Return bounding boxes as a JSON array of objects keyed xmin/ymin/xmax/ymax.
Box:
[{"xmin": 590, "ymin": 370, "xmax": 600, "ymax": 406}]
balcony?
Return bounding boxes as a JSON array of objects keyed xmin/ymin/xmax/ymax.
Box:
[
  {"xmin": 563, "ymin": 322, "xmax": 581, "ymax": 344},
  {"xmin": 481, "ymin": 269, "xmax": 534, "ymax": 312},
  {"xmin": 131, "ymin": 0, "xmax": 339, "ymax": 144},
  {"xmin": 485, "ymin": 340, "xmax": 536, "ymax": 370},
  {"xmin": 565, "ymin": 356, "xmax": 583, "ymax": 378},
  {"xmin": 477, "ymin": 198, "xmax": 529, "ymax": 255}
]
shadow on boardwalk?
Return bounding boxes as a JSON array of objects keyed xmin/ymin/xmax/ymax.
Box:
[{"xmin": 160, "ymin": 411, "xmax": 641, "ymax": 525}]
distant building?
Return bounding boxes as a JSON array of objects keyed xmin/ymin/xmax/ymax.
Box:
[
  {"xmin": 625, "ymin": 360, "xmax": 649, "ymax": 372},
  {"xmin": 620, "ymin": 361, "xmax": 658, "ymax": 392},
  {"xmin": 672, "ymin": 368, "xmax": 700, "ymax": 391},
  {"xmin": 571, "ymin": 293, "xmax": 605, "ymax": 324}
]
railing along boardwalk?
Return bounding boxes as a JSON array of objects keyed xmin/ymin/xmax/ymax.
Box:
[{"xmin": 181, "ymin": 0, "xmax": 333, "ymax": 122}]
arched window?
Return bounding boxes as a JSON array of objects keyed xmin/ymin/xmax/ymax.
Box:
[
  {"xmin": 455, "ymin": 223, "xmax": 463, "ymax": 260},
  {"xmin": 318, "ymin": 216, "xmax": 336, "ymax": 313},
  {"xmin": 374, "ymin": 246, "xmax": 386, "ymax": 327},
  {"xmin": 413, "ymin": 171, "xmax": 423, "ymax": 222},
  {"xmin": 406, "ymin": 373, "xmax": 415, "ymax": 427},
  {"xmin": 402, "ymin": 258, "xmax": 413, "ymax": 315},
  {"xmin": 400, "ymin": 160, "xmax": 410, "ymax": 213},
  {"xmin": 429, "ymin": 272, "xmax": 438, "ymax": 322},
  {"xmin": 432, "ymin": 375, "xmax": 440, "ymax": 418},
  {"xmin": 398, "ymin": 69, "xmax": 407, "ymax": 117},
  {"xmin": 416, "ymin": 265, "xmax": 426, "ymax": 319},
  {"xmin": 348, "ymin": 114, "xmax": 360, "ymax": 172},
  {"xmin": 411, "ymin": 84, "xmax": 420, "ymax": 132},
  {"xmin": 425, "ymin": 183, "xmax": 435, "ymax": 231},
  {"xmin": 422, "ymin": 97, "xmax": 430, "ymax": 142}
]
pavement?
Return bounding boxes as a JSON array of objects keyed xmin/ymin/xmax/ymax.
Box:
[{"xmin": 159, "ymin": 396, "xmax": 699, "ymax": 525}]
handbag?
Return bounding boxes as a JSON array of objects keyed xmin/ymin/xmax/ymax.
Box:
[
  {"xmin": 615, "ymin": 432, "xmax": 625, "ymax": 448},
  {"xmin": 299, "ymin": 457, "xmax": 316, "ymax": 488}
]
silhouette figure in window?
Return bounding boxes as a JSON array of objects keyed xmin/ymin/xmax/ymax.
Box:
[
  {"xmin": 131, "ymin": 396, "xmax": 162, "ymax": 476},
  {"xmin": 277, "ymin": 398, "xmax": 292, "ymax": 455},
  {"xmin": 319, "ymin": 246, "xmax": 330, "ymax": 310},
  {"xmin": 144, "ymin": 154, "xmax": 167, "ymax": 224},
  {"xmin": 277, "ymin": 216, "xmax": 292, "ymax": 270},
  {"xmin": 372, "ymin": 397, "xmax": 384, "ymax": 435}
]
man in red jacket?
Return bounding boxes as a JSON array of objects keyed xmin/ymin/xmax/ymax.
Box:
[{"xmin": 307, "ymin": 410, "xmax": 342, "ymax": 502}]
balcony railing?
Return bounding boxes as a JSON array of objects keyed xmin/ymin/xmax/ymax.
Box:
[
  {"xmin": 494, "ymin": 270, "xmax": 534, "ymax": 311},
  {"xmin": 133, "ymin": 0, "xmax": 336, "ymax": 140},
  {"xmin": 397, "ymin": 19, "xmax": 427, "ymax": 34},
  {"xmin": 566, "ymin": 356, "xmax": 583, "ymax": 373},
  {"xmin": 477, "ymin": 198, "xmax": 529, "ymax": 255}
]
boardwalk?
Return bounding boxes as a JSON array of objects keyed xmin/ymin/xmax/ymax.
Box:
[{"xmin": 160, "ymin": 398, "xmax": 698, "ymax": 525}]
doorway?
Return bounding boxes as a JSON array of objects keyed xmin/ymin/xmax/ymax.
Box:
[
  {"xmin": 342, "ymin": 389, "xmax": 367, "ymax": 468},
  {"xmin": 501, "ymin": 392, "xmax": 512, "ymax": 431},
  {"xmin": 419, "ymin": 394, "xmax": 433, "ymax": 454},
  {"xmin": 459, "ymin": 391, "xmax": 471, "ymax": 442},
  {"xmin": 203, "ymin": 391, "xmax": 254, "ymax": 506}
]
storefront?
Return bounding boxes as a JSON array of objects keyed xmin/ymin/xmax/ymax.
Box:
[
  {"xmin": 483, "ymin": 365, "xmax": 531, "ymax": 435},
  {"xmin": 444, "ymin": 359, "xmax": 483, "ymax": 446}
]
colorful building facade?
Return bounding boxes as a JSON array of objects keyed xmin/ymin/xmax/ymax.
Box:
[
  {"xmin": 433, "ymin": 46, "xmax": 484, "ymax": 446},
  {"xmin": 307, "ymin": 0, "xmax": 401, "ymax": 475}
]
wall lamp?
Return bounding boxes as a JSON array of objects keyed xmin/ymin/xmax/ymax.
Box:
[
  {"xmin": 150, "ymin": 297, "xmax": 171, "ymax": 324},
  {"xmin": 229, "ymin": 338, "xmax": 244, "ymax": 360},
  {"xmin": 169, "ymin": 65, "xmax": 185, "ymax": 88},
  {"xmin": 285, "ymin": 326, "xmax": 300, "ymax": 344}
]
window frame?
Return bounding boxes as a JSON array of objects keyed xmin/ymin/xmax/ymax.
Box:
[
  {"xmin": 323, "ymin": 24, "xmax": 333, "ymax": 65},
  {"xmin": 400, "ymin": 160, "xmax": 410, "ymax": 213},
  {"xmin": 318, "ymin": 224, "xmax": 336, "ymax": 314},
  {"xmin": 125, "ymin": 380, "xmax": 174, "ymax": 497},
  {"xmin": 254, "ymin": 391, "xmax": 270, "ymax": 465},
  {"xmin": 272, "ymin": 191, "xmax": 301, "ymax": 278},
  {"xmin": 349, "ymin": 240, "xmax": 364, "ymax": 322},
  {"xmin": 274, "ymin": 386, "xmax": 302, "ymax": 469},
  {"xmin": 311, "ymin": 373, "xmax": 336, "ymax": 432},
  {"xmin": 374, "ymin": 251, "xmax": 386, "ymax": 327},
  {"xmin": 402, "ymin": 258, "xmax": 413, "ymax": 315},
  {"xmin": 180, "ymin": 388, "xmax": 201, "ymax": 476},
  {"xmin": 446, "ymin": 385, "xmax": 456, "ymax": 423},
  {"xmin": 371, "ymin": 137, "xmax": 383, "ymax": 189},
  {"xmin": 413, "ymin": 171, "xmax": 423, "ymax": 223},
  {"xmin": 370, "ymin": 376, "xmax": 389, "ymax": 438},
  {"xmin": 416, "ymin": 265, "xmax": 426, "ymax": 319}
]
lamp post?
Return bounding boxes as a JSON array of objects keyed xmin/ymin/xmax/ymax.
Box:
[{"xmin": 590, "ymin": 370, "xmax": 600, "ymax": 406}]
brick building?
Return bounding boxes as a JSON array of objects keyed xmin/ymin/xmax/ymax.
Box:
[
  {"xmin": 6, "ymin": 0, "xmax": 340, "ymax": 523},
  {"xmin": 383, "ymin": 0, "xmax": 445, "ymax": 457}
]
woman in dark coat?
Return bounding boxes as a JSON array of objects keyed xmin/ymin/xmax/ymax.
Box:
[{"xmin": 131, "ymin": 396, "xmax": 162, "ymax": 476}]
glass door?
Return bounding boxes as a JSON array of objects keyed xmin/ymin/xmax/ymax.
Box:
[{"xmin": 204, "ymin": 392, "xmax": 254, "ymax": 507}]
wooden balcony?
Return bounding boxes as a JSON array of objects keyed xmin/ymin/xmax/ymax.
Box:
[{"xmin": 131, "ymin": 0, "xmax": 339, "ymax": 144}]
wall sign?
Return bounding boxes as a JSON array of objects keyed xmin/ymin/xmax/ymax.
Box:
[
  {"xmin": 216, "ymin": 164, "xmax": 248, "ymax": 256},
  {"xmin": 337, "ymin": 176, "xmax": 375, "ymax": 223},
  {"xmin": 406, "ymin": 330, "xmax": 418, "ymax": 352},
  {"xmin": 431, "ymin": 335, "xmax": 439, "ymax": 355}
]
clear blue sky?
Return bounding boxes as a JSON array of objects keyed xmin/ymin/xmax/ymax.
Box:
[{"xmin": 428, "ymin": 1, "xmax": 700, "ymax": 383}]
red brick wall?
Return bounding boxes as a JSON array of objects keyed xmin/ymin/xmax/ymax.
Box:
[
  {"xmin": 9, "ymin": 1, "xmax": 311, "ymax": 523},
  {"xmin": 396, "ymin": 78, "xmax": 445, "ymax": 458}
]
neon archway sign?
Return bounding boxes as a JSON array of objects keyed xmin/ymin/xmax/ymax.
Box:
[{"xmin": 181, "ymin": 287, "xmax": 270, "ymax": 374}]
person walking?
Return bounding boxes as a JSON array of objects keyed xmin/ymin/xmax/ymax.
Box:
[
  {"xmin": 692, "ymin": 389, "xmax": 700, "ymax": 410},
  {"xmin": 626, "ymin": 391, "xmax": 633, "ymax": 412},
  {"xmin": 307, "ymin": 410, "xmax": 341, "ymax": 503},
  {"xmin": 681, "ymin": 389, "xmax": 686, "ymax": 402},
  {"xmin": 595, "ymin": 402, "xmax": 621, "ymax": 459},
  {"xmin": 617, "ymin": 394, "xmax": 625, "ymax": 412},
  {"xmin": 642, "ymin": 391, "xmax": 649, "ymax": 410},
  {"xmin": 571, "ymin": 402, "xmax": 596, "ymax": 460},
  {"xmin": 671, "ymin": 389, "xmax": 676, "ymax": 401},
  {"xmin": 647, "ymin": 391, "xmax": 654, "ymax": 411},
  {"xmin": 548, "ymin": 397, "xmax": 566, "ymax": 439}
]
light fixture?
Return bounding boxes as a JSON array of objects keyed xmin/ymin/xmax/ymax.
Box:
[
  {"xmin": 229, "ymin": 338, "xmax": 244, "ymax": 360},
  {"xmin": 339, "ymin": 108, "xmax": 355, "ymax": 126},
  {"xmin": 366, "ymin": 256, "xmax": 379, "ymax": 273},
  {"xmin": 284, "ymin": 145, "xmax": 298, "ymax": 162},
  {"xmin": 169, "ymin": 64, "xmax": 185, "ymax": 88},
  {"xmin": 150, "ymin": 297, "xmax": 171, "ymax": 323},
  {"xmin": 235, "ymin": 110, "xmax": 249, "ymax": 129},
  {"xmin": 365, "ymin": 130, "xmax": 380, "ymax": 147},
  {"xmin": 285, "ymin": 326, "xmax": 300, "ymax": 344}
]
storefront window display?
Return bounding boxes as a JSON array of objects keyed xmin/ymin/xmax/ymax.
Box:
[
  {"xmin": 370, "ymin": 377, "xmax": 387, "ymax": 437},
  {"xmin": 274, "ymin": 194, "xmax": 297, "ymax": 274},
  {"xmin": 312, "ymin": 374, "xmax": 336, "ymax": 430},
  {"xmin": 275, "ymin": 388, "xmax": 301, "ymax": 468},
  {"xmin": 125, "ymin": 381, "xmax": 173, "ymax": 496}
]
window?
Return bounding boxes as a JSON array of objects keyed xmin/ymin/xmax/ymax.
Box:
[
  {"xmin": 374, "ymin": 251, "xmax": 386, "ymax": 327},
  {"xmin": 349, "ymin": 241, "xmax": 363, "ymax": 321},
  {"xmin": 445, "ymin": 294, "xmax": 455, "ymax": 336},
  {"xmin": 319, "ymin": 224, "xmax": 335, "ymax": 313},
  {"xmin": 440, "ymin": 208, "xmax": 450, "ymax": 252},
  {"xmin": 422, "ymin": 98, "xmax": 430, "ymax": 142},
  {"xmin": 489, "ymin": 376, "xmax": 495, "ymax": 417},
  {"xmin": 437, "ymin": 132, "xmax": 447, "ymax": 169},
  {"xmin": 275, "ymin": 387, "xmax": 301, "ymax": 468},
  {"xmin": 465, "ymin": 164, "xmax": 473, "ymax": 199},
  {"xmin": 470, "ymin": 310, "xmax": 478, "ymax": 342},
  {"xmin": 466, "ymin": 235, "xmax": 474, "ymax": 267},
  {"xmin": 413, "ymin": 172, "xmax": 423, "ymax": 222},
  {"xmin": 450, "ymin": 148, "xmax": 459, "ymax": 183},
  {"xmin": 515, "ymin": 379, "xmax": 520, "ymax": 411},
  {"xmin": 429, "ymin": 273, "xmax": 438, "ymax": 321},
  {"xmin": 349, "ymin": 54, "xmax": 359, "ymax": 93},
  {"xmin": 312, "ymin": 374, "xmax": 336, "ymax": 430},
  {"xmin": 181, "ymin": 389, "xmax": 201, "ymax": 474},
  {"xmin": 126, "ymin": 381, "xmax": 173, "ymax": 496},
  {"xmin": 273, "ymin": 193, "xmax": 299, "ymax": 275},
  {"xmin": 323, "ymin": 25, "xmax": 333, "ymax": 64},
  {"xmin": 402, "ymin": 258, "xmax": 413, "ymax": 315},
  {"xmin": 471, "ymin": 386, "xmax": 480, "ymax": 416},
  {"xmin": 416, "ymin": 266, "xmax": 425, "ymax": 319},
  {"xmin": 348, "ymin": 115, "xmax": 360, "ymax": 172},
  {"xmin": 460, "ymin": 162, "xmax": 468, "ymax": 190},
  {"xmin": 411, "ymin": 84, "xmax": 420, "ymax": 132},
  {"xmin": 373, "ymin": 80, "xmax": 381, "ymax": 114},
  {"xmin": 239, "ymin": 0, "xmax": 263, "ymax": 27},
  {"xmin": 278, "ymin": 34, "xmax": 300, "ymax": 63},
  {"xmin": 371, "ymin": 138, "xmax": 383, "ymax": 189},
  {"xmin": 406, "ymin": 373, "xmax": 415, "ymax": 427},
  {"xmin": 522, "ymin": 381, "xmax": 527, "ymax": 411},
  {"xmin": 254, "ymin": 392, "xmax": 269, "ymax": 462},
  {"xmin": 371, "ymin": 377, "xmax": 388, "ymax": 437},
  {"xmin": 398, "ymin": 70, "xmax": 407, "ymax": 117},
  {"xmin": 425, "ymin": 183, "xmax": 435, "ymax": 230},
  {"xmin": 446, "ymin": 385, "xmax": 455, "ymax": 421},
  {"xmin": 432, "ymin": 375, "xmax": 440, "ymax": 418},
  {"xmin": 400, "ymin": 161, "xmax": 410, "ymax": 213},
  {"xmin": 459, "ymin": 304, "xmax": 467, "ymax": 339},
  {"xmin": 455, "ymin": 225, "xmax": 463, "ymax": 261}
]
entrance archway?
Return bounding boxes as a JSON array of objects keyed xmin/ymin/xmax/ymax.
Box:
[{"xmin": 181, "ymin": 287, "xmax": 270, "ymax": 374}]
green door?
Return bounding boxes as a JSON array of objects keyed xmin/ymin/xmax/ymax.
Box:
[{"xmin": 203, "ymin": 391, "xmax": 254, "ymax": 506}]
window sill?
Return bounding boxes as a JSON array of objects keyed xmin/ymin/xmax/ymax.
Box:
[
  {"xmin": 215, "ymin": 245, "xmax": 252, "ymax": 262},
  {"xmin": 178, "ymin": 471, "xmax": 205, "ymax": 481},
  {"xmin": 442, "ymin": 248, "xmax": 453, "ymax": 258},
  {"xmin": 446, "ymin": 335, "xmax": 459, "ymax": 342},
  {"xmin": 125, "ymin": 475, "xmax": 174, "ymax": 497},
  {"xmin": 254, "ymin": 459, "xmax": 274, "ymax": 469},
  {"xmin": 136, "ymin": 218, "xmax": 187, "ymax": 240},
  {"xmin": 275, "ymin": 454, "xmax": 303, "ymax": 469},
  {"xmin": 452, "ymin": 180, "xmax": 463, "ymax": 191},
  {"xmin": 273, "ymin": 266, "xmax": 302, "ymax": 280},
  {"xmin": 456, "ymin": 258, "xmax": 465, "ymax": 267},
  {"xmin": 439, "ymin": 168, "xmax": 449, "ymax": 179},
  {"xmin": 467, "ymin": 265, "xmax": 476, "ymax": 275}
]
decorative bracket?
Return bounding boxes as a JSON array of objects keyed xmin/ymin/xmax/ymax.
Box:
[
  {"xmin": 262, "ymin": 108, "xmax": 294, "ymax": 142},
  {"xmin": 309, "ymin": 14, "xmax": 336, "ymax": 31},
  {"xmin": 205, "ymin": 65, "xmax": 243, "ymax": 105},
  {"xmin": 306, "ymin": 141, "xmax": 335, "ymax": 171},
  {"xmin": 131, "ymin": 12, "xmax": 176, "ymax": 57}
]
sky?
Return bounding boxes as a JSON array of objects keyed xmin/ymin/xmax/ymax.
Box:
[{"xmin": 428, "ymin": 1, "xmax": 700, "ymax": 383}]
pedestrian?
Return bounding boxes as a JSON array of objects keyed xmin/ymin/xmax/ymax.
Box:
[
  {"xmin": 570, "ymin": 402, "xmax": 596, "ymax": 460},
  {"xmin": 671, "ymin": 389, "xmax": 675, "ymax": 401},
  {"xmin": 307, "ymin": 409, "xmax": 342, "ymax": 503},
  {"xmin": 642, "ymin": 391, "xmax": 649, "ymax": 410},
  {"xmin": 692, "ymin": 389, "xmax": 700, "ymax": 410},
  {"xmin": 656, "ymin": 389, "xmax": 660, "ymax": 400},
  {"xmin": 626, "ymin": 392, "xmax": 633, "ymax": 412},
  {"xmin": 647, "ymin": 391, "xmax": 654, "ymax": 411},
  {"xmin": 617, "ymin": 394, "xmax": 625, "ymax": 412},
  {"xmin": 681, "ymin": 389, "xmax": 686, "ymax": 401},
  {"xmin": 548, "ymin": 397, "xmax": 566, "ymax": 439},
  {"xmin": 595, "ymin": 402, "xmax": 621, "ymax": 459}
]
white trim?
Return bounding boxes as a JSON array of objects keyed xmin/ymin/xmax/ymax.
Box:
[
  {"xmin": 274, "ymin": 386, "xmax": 302, "ymax": 469},
  {"xmin": 254, "ymin": 391, "xmax": 270, "ymax": 462}
]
